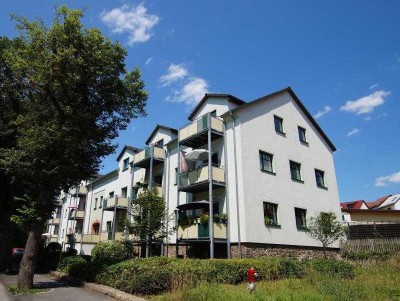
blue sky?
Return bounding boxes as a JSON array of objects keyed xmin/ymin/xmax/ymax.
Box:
[{"xmin": 1, "ymin": 1, "xmax": 399, "ymax": 203}]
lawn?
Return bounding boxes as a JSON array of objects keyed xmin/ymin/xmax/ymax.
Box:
[{"xmin": 151, "ymin": 256, "xmax": 400, "ymax": 301}]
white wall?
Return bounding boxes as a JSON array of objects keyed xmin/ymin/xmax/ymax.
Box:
[
  {"xmin": 233, "ymin": 91, "xmax": 341, "ymax": 247},
  {"xmin": 190, "ymin": 97, "xmax": 241, "ymax": 121}
]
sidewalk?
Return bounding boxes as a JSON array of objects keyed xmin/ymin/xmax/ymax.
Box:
[{"xmin": 0, "ymin": 273, "xmax": 115, "ymax": 301}]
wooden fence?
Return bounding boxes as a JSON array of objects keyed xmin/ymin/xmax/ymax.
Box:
[
  {"xmin": 347, "ymin": 221, "xmax": 400, "ymax": 239},
  {"xmin": 341, "ymin": 238, "xmax": 400, "ymax": 254}
]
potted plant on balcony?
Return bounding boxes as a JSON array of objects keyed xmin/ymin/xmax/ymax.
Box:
[
  {"xmin": 200, "ymin": 213, "xmax": 210, "ymax": 224},
  {"xmin": 219, "ymin": 213, "xmax": 228, "ymax": 224}
]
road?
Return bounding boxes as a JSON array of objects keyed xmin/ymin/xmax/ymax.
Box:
[{"xmin": 0, "ymin": 273, "xmax": 115, "ymax": 301}]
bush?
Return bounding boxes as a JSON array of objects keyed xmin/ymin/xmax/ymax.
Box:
[
  {"xmin": 91, "ymin": 240, "xmax": 135, "ymax": 265},
  {"xmin": 309, "ymin": 259, "xmax": 355, "ymax": 279},
  {"xmin": 68, "ymin": 260, "xmax": 104, "ymax": 282},
  {"xmin": 95, "ymin": 256, "xmax": 306, "ymax": 295},
  {"xmin": 57, "ymin": 256, "xmax": 87, "ymax": 274}
]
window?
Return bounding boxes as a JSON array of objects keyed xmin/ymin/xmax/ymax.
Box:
[
  {"xmin": 298, "ymin": 126, "xmax": 307, "ymax": 143},
  {"xmin": 174, "ymin": 168, "xmax": 178, "ymax": 185},
  {"xmin": 154, "ymin": 175, "xmax": 163, "ymax": 186},
  {"xmin": 315, "ymin": 169, "xmax": 326, "ymax": 188},
  {"xmin": 263, "ymin": 202, "xmax": 279, "ymax": 226},
  {"xmin": 295, "ymin": 208, "xmax": 307, "ymax": 229},
  {"xmin": 123, "ymin": 158, "xmax": 129, "ymax": 170},
  {"xmin": 259, "ymin": 151, "xmax": 274, "ymax": 173},
  {"xmin": 212, "ymin": 153, "xmax": 219, "ymax": 166},
  {"xmin": 155, "ymin": 139, "xmax": 164, "ymax": 148},
  {"xmin": 290, "ymin": 161, "xmax": 302, "ymax": 182},
  {"xmin": 99, "ymin": 196, "xmax": 103, "ymax": 208},
  {"xmin": 274, "ymin": 115, "xmax": 284, "ymax": 133},
  {"xmin": 121, "ymin": 187, "xmax": 128, "ymax": 198},
  {"xmin": 109, "ymin": 191, "xmax": 114, "ymax": 199},
  {"xmin": 54, "ymin": 225, "xmax": 59, "ymax": 235},
  {"xmin": 94, "ymin": 198, "xmax": 98, "ymax": 209}
]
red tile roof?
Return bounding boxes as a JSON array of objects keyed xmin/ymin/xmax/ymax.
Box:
[
  {"xmin": 340, "ymin": 200, "xmax": 366, "ymax": 209},
  {"xmin": 366, "ymin": 194, "xmax": 392, "ymax": 209}
]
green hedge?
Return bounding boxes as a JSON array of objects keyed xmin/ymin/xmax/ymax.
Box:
[
  {"xmin": 95, "ymin": 257, "xmax": 306, "ymax": 295},
  {"xmin": 309, "ymin": 259, "xmax": 355, "ymax": 279},
  {"xmin": 57, "ymin": 256, "xmax": 87, "ymax": 274},
  {"xmin": 91, "ymin": 240, "xmax": 135, "ymax": 266}
]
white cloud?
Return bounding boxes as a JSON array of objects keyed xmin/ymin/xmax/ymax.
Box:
[
  {"xmin": 166, "ymin": 77, "xmax": 208, "ymax": 107},
  {"xmin": 340, "ymin": 90, "xmax": 390, "ymax": 115},
  {"xmin": 363, "ymin": 116, "xmax": 372, "ymax": 121},
  {"xmin": 374, "ymin": 171, "xmax": 400, "ymax": 187},
  {"xmin": 160, "ymin": 64, "xmax": 188, "ymax": 86},
  {"xmin": 99, "ymin": 3, "xmax": 159, "ymax": 46},
  {"xmin": 369, "ymin": 83, "xmax": 379, "ymax": 90},
  {"xmin": 346, "ymin": 128, "xmax": 360, "ymax": 137},
  {"xmin": 145, "ymin": 58, "xmax": 153, "ymax": 65},
  {"xmin": 313, "ymin": 106, "xmax": 332, "ymax": 119}
]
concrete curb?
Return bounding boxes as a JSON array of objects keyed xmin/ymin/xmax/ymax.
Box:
[
  {"xmin": 0, "ymin": 275, "xmax": 13, "ymax": 301},
  {"xmin": 49, "ymin": 271, "xmax": 147, "ymax": 301}
]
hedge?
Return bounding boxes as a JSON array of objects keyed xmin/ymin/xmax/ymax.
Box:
[
  {"xmin": 91, "ymin": 240, "xmax": 135, "ymax": 266},
  {"xmin": 57, "ymin": 256, "xmax": 87, "ymax": 274},
  {"xmin": 95, "ymin": 257, "xmax": 307, "ymax": 295},
  {"xmin": 309, "ymin": 259, "xmax": 355, "ymax": 279}
]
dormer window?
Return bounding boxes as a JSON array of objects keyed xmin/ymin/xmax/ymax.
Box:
[
  {"xmin": 155, "ymin": 139, "xmax": 164, "ymax": 148},
  {"xmin": 123, "ymin": 158, "xmax": 129, "ymax": 170}
]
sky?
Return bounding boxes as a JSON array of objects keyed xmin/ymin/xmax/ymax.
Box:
[{"xmin": 1, "ymin": 1, "xmax": 399, "ymax": 203}]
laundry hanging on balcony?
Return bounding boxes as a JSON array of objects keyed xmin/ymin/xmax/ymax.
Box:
[
  {"xmin": 68, "ymin": 205, "xmax": 77, "ymax": 209},
  {"xmin": 184, "ymin": 149, "xmax": 209, "ymax": 161}
]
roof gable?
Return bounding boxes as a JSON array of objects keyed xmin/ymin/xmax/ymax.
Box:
[
  {"xmin": 223, "ymin": 87, "xmax": 336, "ymax": 152},
  {"xmin": 145, "ymin": 124, "xmax": 178, "ymax": 145},
  {"xmin": 116, "ymin": 145, "xmax": 141, "ymax": 162},
  {"xmin": 188, "ymin": 93, "xmax": 245, "ymax": 121}
]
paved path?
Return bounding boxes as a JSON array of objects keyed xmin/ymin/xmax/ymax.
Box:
[{"xmin": 0, "ymin": 273, "xmax": 115, "ymax": 301}]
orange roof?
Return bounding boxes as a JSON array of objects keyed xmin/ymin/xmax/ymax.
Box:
[
  {"xmin": 366, "ymin": 195, "xmax": 392, "ymax": 209},
  {"xmin": 340, "ymin": 200, "xmax": 366, "ymax": 209}
]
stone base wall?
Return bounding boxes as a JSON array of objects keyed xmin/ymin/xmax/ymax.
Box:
[
  {"xmin": 166, "ymin": 242, "xmax": 340, "ymax": 259},
  {"xmin": 230, "ymin": 243, "xmax": 340, "ymax": 259}
]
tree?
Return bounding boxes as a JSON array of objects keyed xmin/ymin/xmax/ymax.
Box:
[
  {"xmin": 125, "ymin": 188, "xmax": 168, "ymax": 257},
  {"xmin": 0, "ymin": 6, "xmax": 147, "ymax": 289},
  {"xmin": 307, "ymin": 212, "xmax": 346, "ymax": 258}
]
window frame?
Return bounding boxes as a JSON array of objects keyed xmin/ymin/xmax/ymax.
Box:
[
  {"xmin": 99, "ymin": 196, "xmax": 103, "ymax": 208},
  {"xmin": 315, "ymin": 169, "xmax": 327, "ymax": 189},
  {"xmin": 94, "ymin": 197, "xmax": 98, "ymax": 209},
  {"xmin": 259, "ymin": 150, "xmax": 275, "ymax": 174},
  {"xmin": 294, "ymin": 207, "xmax": 308, "ymax": 230},
  {"xmin": 122, "ymin": 158, "xmax": 129, "ymax": 171},
  {"xmin": 274, "ymin": 115, "xmax": 285, "ymax": 134},
  {"xmin": 121, "ymin": 187, "xmax": 128, "ymax": 198},
  {"xmin": 263, "ymin": 202, "xmax": 280, "ymax": 227},
  {"xmin": 289, "ymin": 160, "xmax": 303, "ymax": 182},
  {"xmin": 298, "ymin": 126, "xmax": 308, "ymax": 144}
]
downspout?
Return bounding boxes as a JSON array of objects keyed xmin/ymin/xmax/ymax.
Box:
[
  {"xmin": 146, "ymin": 145, "xmax": 154, "ymax": 258},
  {"xmin": 230, "ymin": 112, "xmax": 242, "ymax": 258},
  {"xmin": 86, "ymin": 182, "xmax": 94, "ymax": 236},
  {"xmin": 163, "ymin": 147, "xmax": 170, "ymax": 256},
  {"xmin": 207, "ymin": 112, "xmax": 214, "ymax": 259},
  {"xmin": 176, "ymin": 141, "xmax": 181, "ymax": 257},
  {"xmin": 222, "ymin": 122, "xmax": 231, "ymax": 258}
]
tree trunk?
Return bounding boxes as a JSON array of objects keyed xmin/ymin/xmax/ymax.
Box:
[
  {"xmin": 0, "ymin": 172, "xmax": 14, "ymax": 272},
  {"xmin": 17, "ymin": 221, "xmax": 42, "ymax": 290},
  {"xmin": 323, "ymin": 245, "xmax": 327, "ymax": 259}
]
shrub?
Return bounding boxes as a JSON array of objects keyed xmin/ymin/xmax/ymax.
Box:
[
  {"xmin": 309, "ymin": 259, "xmax": 355, "ymax": 279},
  {"xmin": 92, "ymin": 240, "xmax": 135, "ymax": 265},
  {"xmin": 57, "ymin": 256, "xmax": 87, "ymax": 274},
  {"xmin": 68, "ymin": 260, "xmax": 104, "ymax": 282}
]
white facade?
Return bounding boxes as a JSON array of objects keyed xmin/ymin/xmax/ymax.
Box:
[{"xmin": 49, "ymin": 87, "xmax": 342, "ymax": 257}]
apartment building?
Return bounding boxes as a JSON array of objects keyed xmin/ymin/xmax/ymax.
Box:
[{"xmin": 47, "ymin": 87, "xmax": 342, "ymax": 258}]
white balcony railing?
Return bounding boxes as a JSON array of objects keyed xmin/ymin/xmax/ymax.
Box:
[
  {"xmin": 178, "ymin": 222, "xmax": 227, "ymax": 240},
  {"xmin": 179, "ymin": 116, "xmax": 223, "ymax": 141},
  {"xmin": 179, "ymin": 166, "xmax": 225, "ymax": 187},
  {"xmin": 133, "ymin": 146, "xmax": 165, "ymax": 165}
]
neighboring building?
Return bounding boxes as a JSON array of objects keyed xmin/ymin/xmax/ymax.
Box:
[
  {"xmin": 341, "ymin": 194, "xmax": 400, "ymax": 239},
  {"xmin": 47, "ymin": 87, "xmax": 342, "ymax": 258}
]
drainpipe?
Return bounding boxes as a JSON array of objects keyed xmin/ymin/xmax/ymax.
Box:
[
  {"xmin": 163, "ymin": 147, "xmax": 170, "ymax": 256},
  {"xmin": 176, "ymin": 141, "xmax": 181, "ymax": 257},
  {"xmin": 208, "ymin": 112, "xmax": 214, "ymax": 259},
  {"xmin": 146, "ymin": 145, "xmax": 154, "ymax": 258},
  {"xmin": 230, "ymin": 112, "xmax": 242, "ymax": 258},
  {"xmin": 222, "ymin": 122, "xmax": 231, "ymax": 258}
]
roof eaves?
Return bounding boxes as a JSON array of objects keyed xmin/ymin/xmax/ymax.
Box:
[
  {"xmin": 116, "ymin": 145, "xmax": 141, "ymax": 162},
  {"xmin": 145, "ymin": 124, "xmax": 178, "ymax": 145}
]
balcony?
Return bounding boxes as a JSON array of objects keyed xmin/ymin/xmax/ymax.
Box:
[
  {"xmin": 178, "ymin": 222, "xmax": 227, "ymax": 240},
  {"xmin": 51, "ymin": 218, "xmax": 60, "ymax": 224},
  {"xmin": 179, "ymin": 116, "xmax": 224, "ymax": 148},
  {"xmin": 133, "ymin": 186, "xmax": 164, "ymax": 201},
  {"xmin": 100, "ymin": 231, "xmax": 126, "ymax": 241},
  {"xmin": 75, "ymin": 234, "xmax": 100, "ymax": 244},
  {"xmin": 50, "ymin": 236, "xmax": 58, "ymax": 243},
  {"xmin": 68, "ymin": 210, "xmax": 85, "ymax": 220},
  {"xmin": 179, "ymin": 166, "xmax": 225, "ymax": 192},
  {"xmin": 103, "ymin": 196, "xmax": 129, "ymax": 211},
  {"xmin": 69, "ymin": 186, "xmax": 88, "ymax": 195},
  {"xmin": 133, "ymin": 146, "xmax": 165, "ymax": 168}
]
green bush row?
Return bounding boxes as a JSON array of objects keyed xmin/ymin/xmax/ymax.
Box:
[
  {"xmin": 57, "ymin": 255, "xmax": 89, "ymax": 274},
  {"xmin": 91, "ymin": 240, "xmax": 135, "ymax": 266}
]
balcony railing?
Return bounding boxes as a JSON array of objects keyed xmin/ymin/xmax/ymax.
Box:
[
  {"xmin": 69, "ymin": 186, "xmax": 88, "ymax": 195},
  {"xmin": 133, "ymin": 186, "xmax": 164, "ymax": 201},
  {"xmin": 133, "ymin": 146, "xmax": 165, "ymax": 168},
  {"xmin": 68, "ymin": 210, "xmax": 85, "ymax": 220},
  {"xmin": 75, "ymin": 234, "xmax": 100, "ymax": 244},
  {"xmin": 100, "ymin": 231, "xmax": 126, "ymax": 241},
  {"xmin": 103, "ymin": 196, "xmax": 129, "ymax": 210},
  {"xmin": 52, "ymin": 218, "xmax": 60, "ymax": 224},
  {"xmin": 50, "ymin": 236, "xmax": 58, "ymax": 243},
  {"xmin": 178, "ymin": 222, "xmax": 227, "ymax": 240},
  {"xmin": 179, "ymin": 116, "xmax": 224, "ymax": 147},
  {"xmin": 179, "ymin": 166, "xmax": 225, "ymax": 189}
]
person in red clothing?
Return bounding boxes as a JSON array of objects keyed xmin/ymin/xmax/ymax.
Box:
[{"xmin": 247, "ymin": 267, "xmax": 258, "ymax": 292}]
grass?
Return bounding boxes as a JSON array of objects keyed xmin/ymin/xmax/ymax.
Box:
[
  {"xmin": 151, "ymin": 256, "xmax": 400, "ymax": 301},
  {"xmin": 8, "ymin": 284, "xmax": 51, "ymax": 295}
]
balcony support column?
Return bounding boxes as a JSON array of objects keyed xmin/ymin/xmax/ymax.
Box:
[
  {"xmin": 176, "ymin": 142, "xmax": 181, "ymax": 258},
  {"xmin": 145, "ymin": 145, "xmax": 154, "ymax": 258},
  {"xmin": 223, "ymin": 122, "xmax": 231, "ymax": 258},
  {"xmin": 112, "ymin": 197, "xmax": 117, "ymax": 241},
  {"xmin": 208, "ymin": 113, "xmax": 214, "ymax": 259}
]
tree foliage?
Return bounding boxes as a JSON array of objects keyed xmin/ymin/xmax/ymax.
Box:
[
  {"xmin": 0, "ymin": 6, "xmax": 148, "ymax": 288},
  {"xmin": 307, "ymin": 212, "xmax": 345, "ymax": 258}
]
